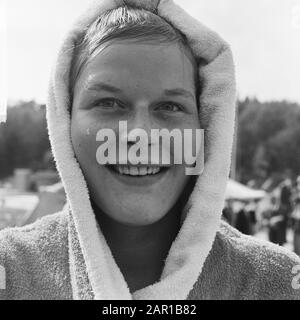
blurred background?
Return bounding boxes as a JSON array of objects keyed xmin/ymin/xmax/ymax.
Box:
[{"xmin": 1, "ymin": 0, "xmax": 300, "ymax": 255}]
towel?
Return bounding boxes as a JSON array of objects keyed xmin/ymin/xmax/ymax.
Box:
[
  {"xmin": 1, "ymin": 209, "xmax": 299, "ymax": 299},
  {"xmin": 1, "ymin": 0, "xmax": 300, "ymax": 300}
]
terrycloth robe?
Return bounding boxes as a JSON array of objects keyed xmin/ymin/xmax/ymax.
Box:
[{"xmin": 1, "ymin": 0, "xmax": 300, "ymax": 300}]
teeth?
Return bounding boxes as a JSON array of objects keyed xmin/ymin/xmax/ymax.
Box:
[
  {"xmin": 152, "ymin": 168, "xmax": 160, "ymax": 174},
  {"xmin": 138, "ymin": 167, "xmax": 148, "ymax": 175},
  {"xmin": 114, "ymin": 166, "xmax": 161, "ymax": 176},
  {"xmin": 129, "ymin": 167, "xmax": 138, "ymax": 175},
  {"xmin": 118, "ymin": 166, "xmax": 124, "ymax": 174}
]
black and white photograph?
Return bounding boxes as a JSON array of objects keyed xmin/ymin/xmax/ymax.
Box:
[{"xmin": 0, "ymin": 0, "xmax": 300, "ymax": 303}]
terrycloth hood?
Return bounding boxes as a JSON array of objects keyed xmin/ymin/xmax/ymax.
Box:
[{"xmin": 46, "ymin": 0, "xmax": 236, "ymax": 300}]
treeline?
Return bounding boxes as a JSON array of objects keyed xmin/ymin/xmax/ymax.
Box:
[
  {"xmin": 0, "ymin": 98, "xmax": 300, "ymax": 184},
  {"xmin": 0, "ymin": 101, "xmax": 52, "ymax": 179},
  {"xmin": 236, "ymin": 98, "xmax": 300, "ymax": 184}
]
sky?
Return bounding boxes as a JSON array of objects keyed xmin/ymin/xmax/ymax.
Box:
[{"xmin": 4, "ymin": 0, "xmax": 300, "ymax": 104}]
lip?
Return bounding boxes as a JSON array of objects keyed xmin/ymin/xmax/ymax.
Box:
[{"xmin": 105, "ymin": 164, "xmax": 171, "ymax": 187}]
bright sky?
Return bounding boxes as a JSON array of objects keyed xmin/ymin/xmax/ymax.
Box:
[{"xmin": 5, "ymin": 0, "xmax": 300, "ymax": 104}]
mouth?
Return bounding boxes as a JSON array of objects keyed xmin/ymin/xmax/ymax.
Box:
[{"xmin": 105, "ymin": 164, "xmax": 170, "ymax": 176}]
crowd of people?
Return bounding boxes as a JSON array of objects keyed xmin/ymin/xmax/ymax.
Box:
[{"xmin": 222, "ymin": 176, "xmax": 300, "ymax": 255}]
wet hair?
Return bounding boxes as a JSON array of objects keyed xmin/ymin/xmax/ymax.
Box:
[{"xmin": 69, "ymin": 5, "xmax": 200, "ymax": 106}]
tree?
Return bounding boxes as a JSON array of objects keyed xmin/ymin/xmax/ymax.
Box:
[
  {"xmin": 236, "ymin": 98, "xmax": 300, "ymax": 184},
  {"xmin": 0, "ymin": 101, "xmax": 51, "ymax": 178}
]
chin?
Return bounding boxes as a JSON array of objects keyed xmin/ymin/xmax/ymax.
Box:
[
  {"xmin": 87, "ymin": 164, "xmax": 188, "ymax": 226},
  {"xmin": 102, "ymin": 196, "xmax": 172, "ymax": 226}
]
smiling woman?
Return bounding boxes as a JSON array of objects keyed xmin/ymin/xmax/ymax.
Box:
[
  {"xmin": 71, "ymin": 41, "xmax": 199, "ymax": 215},
  {"xmin": 0, "ymin": 0, "xmax": 300, "ymax": 300},
  {"xmin": 70, "ymin": 8, "xmax": 200, "ymax": 289}
]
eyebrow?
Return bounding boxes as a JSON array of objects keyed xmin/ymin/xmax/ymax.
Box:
[
  {"xmin": 163, "ymin": 88, "xmax": 195, "ymax": 100},
  {"xmin": 86, "ymin": 81, "xmax": 195, "ymax": 99},
  {"xmin": 87, "ymin": 82, "xmax": 122, "ymax": 94}
]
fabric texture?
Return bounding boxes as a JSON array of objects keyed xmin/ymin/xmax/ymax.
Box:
[
  {"xmin": 1, "ymin": 210, "xmax": 300, "ymax": 299},
  {"xmin": 1, "ymin": 0, "xmax": 300, "ymax": 300}
]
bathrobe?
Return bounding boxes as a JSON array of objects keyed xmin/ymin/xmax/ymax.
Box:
[{"xmin": 1, "ymin": 0, "xmax": 300, "ymax": 300}]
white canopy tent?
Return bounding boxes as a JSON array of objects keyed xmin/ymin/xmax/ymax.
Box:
[{"xmin": 225, "ymin": 179, "xmax": 266, "ymax": 201}]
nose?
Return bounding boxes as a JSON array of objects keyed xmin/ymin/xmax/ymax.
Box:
[{"xmin": 120, "ymin": 104, "xmax": 153, "ymax": 145}]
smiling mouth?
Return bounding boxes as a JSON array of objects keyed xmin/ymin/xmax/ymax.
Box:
[{"xmin": 106, "ymin": 164, "xmax": 170, "ymax": 176}]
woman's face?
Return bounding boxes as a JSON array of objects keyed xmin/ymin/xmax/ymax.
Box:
[{"xmin": 71, "ymin": 41, "xmax": 199, "ymax": 226}]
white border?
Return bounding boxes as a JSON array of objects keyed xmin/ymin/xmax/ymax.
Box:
[{"xmin": 0, "ymin": 0, "xmax": 7, "ymax": 123}]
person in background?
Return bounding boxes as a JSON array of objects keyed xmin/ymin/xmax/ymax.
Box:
[
  {"xmin": 292, "ymin": 197, "xmax": 300, "ymax": 255},
  {"xmin": 245, "ymin": 200, "xmax": 258, "ymax": 235},
  {"xmin": 222, "ymin": 200, "xmax": 234, "ymax": 226},
  {"xmin": 296, "ymin": 176, "xmax": 300, "ymax": 199},
  {"xmin": 235, "ymin": 201, "xmax": 252, "ymax": 235},
  {"xmin": 278, "ymin": 178, "xmax": 293, "ymax": 244},
  {"xmin": 266, "ymin": 196, "xmax": 285, "ymax": 245}
]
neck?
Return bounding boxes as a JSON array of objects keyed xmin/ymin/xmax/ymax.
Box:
[
  {"xmin": 91, "ymin": 176, "xmax": 196, "ymax": 290},
  {"xmin": 93, "ymin": 200, "xmax": 182, "ymax": 270},
  {"xmin": 93, "ymin": 177, "xmax": 196, "ymax": 251}
]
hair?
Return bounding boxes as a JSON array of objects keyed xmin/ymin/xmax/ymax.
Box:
[{"xmin": 69, "ymin": 5, "xmax": 200, "ymax": 106}]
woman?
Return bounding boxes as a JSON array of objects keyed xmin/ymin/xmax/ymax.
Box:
[{"xmin": 1, "ymin": 0, "xmax": 300, "ymax": 300}]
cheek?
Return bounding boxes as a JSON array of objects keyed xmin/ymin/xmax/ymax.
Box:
[
  {"xmin": 167, "ymin": 117, "xmax": 200, "ymax": 165},
  {"xmin": 70, "ymin": 114, "xmax": 99, "ymax": 167}
]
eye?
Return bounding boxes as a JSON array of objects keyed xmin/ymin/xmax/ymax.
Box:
[
  {"xmin": 156, "ymin": 102, "xmax": 182, "ymax": 112},
  {"xmin": 92, "ymin": 98, "xmax": 123, "ymax": 109}
]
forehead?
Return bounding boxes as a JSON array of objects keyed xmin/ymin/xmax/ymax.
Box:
[{"xmin": 74, "ymin": 41, "xmax": 197, "ymax": 95}]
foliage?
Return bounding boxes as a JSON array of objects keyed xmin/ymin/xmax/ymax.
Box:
[
  {"xmin": 236, "ymin": 98, "xmax": 300, "ymax": 183},
  {"xmin": 0, "ymin": 101, "xmax": 51, "ymax": 179}
]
